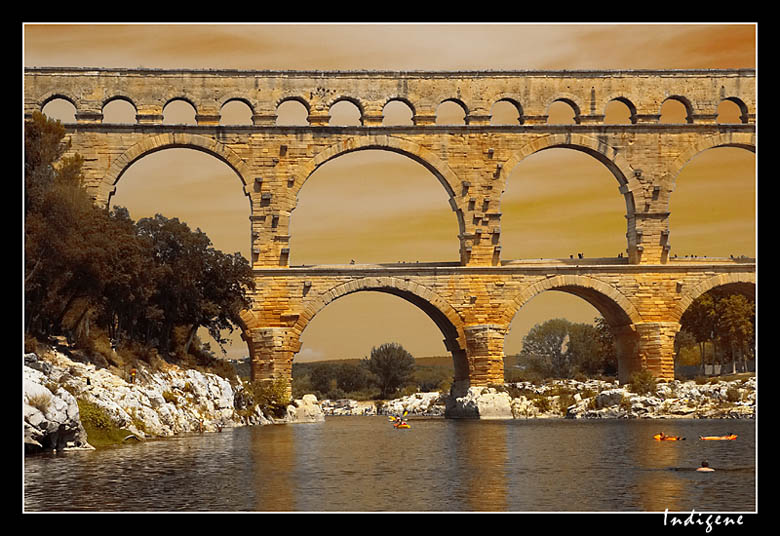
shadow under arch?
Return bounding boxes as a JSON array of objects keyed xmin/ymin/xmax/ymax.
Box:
[
  {"xmin": 291, "ymin": 277, "xmax": 470, "ymax": 384},
  {"xmin": 98, "ymin": 133, "xmax": 251, "ymax": 207},
  {"xmin": 288, "ymin": 135, "xmax": 467, "ymax": 239}
]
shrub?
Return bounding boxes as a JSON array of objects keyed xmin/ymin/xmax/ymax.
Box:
[
  {"xmin": 557, "ymin": 392, "xmax": 576, "ymax": 415},
  {"xmin": 726, "ymin": 387, "xmax": 742, "ymax": 403},
  {"xmin": 533, "ymin": 396, "xmax": 553, "ymax": 412},
  {"xmin": 77, "ymin": 398, "xmax": 133, "ymax": 447},
  {"xmin": 245, "ymin": 378, "xmax": 291, "ymax": 418},
  {"xmin": 27, "ymin": 392, "xmax": 52, "ymax": 413},
  {"xmin": 628, "ymin": 370, "xmax": 657, "ymax": 395}
]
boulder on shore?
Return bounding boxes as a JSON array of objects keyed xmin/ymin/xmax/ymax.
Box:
[
  {"xmin": 444, "ymin": 387, "xmax": 514, "ymax": 419},
  {"xmin": 283, "ymin": 394, "xmax": 325, "ymax": 423},
  {"xmin": 24, "ymin": 363, "xmax": 92, "ymax": 453}
]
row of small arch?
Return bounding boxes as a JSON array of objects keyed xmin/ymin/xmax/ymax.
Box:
[{"xmin": 40, "ymin": 93, "xmax": 751, "ymax": 126}]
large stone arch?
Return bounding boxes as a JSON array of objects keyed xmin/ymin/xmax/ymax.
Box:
[
  {"xmin": 497, "ymin": 132, "xmax": 642, "ymax": 210},
  {"xmin": 290, "ymin": 276, "xmax": 470, "ymax": 380},
  {"xmin": 288, "ymin": 135, "xmax": 466, "ymax": 236},
  {"xmin": 503, "ymin": 274, "xmax": 641, "ymax": 329},
  {"xmin": 666, "ymin": 131, "xmax": 756, "ymax": 188},
  {"xmin": 97, "ymin": 133, "xmax": 251, "ymax": 207},
  {"xmin": 496, "ymin": 133, "xmax": 642, "ymax": 261},
  {"xmin": 674, "ymin": 272, "xmax": 756, "ymax": 322},
  {"xmin": 504, "ymin": 274, "xmax": 645, "ymax": 382}
]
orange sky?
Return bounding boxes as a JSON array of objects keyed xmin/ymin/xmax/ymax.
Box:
[{"xmin": 24, "ymin": 23, "xmax": 757, "ymax": 362}]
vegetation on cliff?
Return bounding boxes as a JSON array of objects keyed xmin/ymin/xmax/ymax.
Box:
[{"xmin": 24, "ymin": 111, "xmax": 254, "ymax": 371}]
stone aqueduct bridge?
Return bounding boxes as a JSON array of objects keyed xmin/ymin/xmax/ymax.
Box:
[{"xmin": 24, "ymin": 67, "xmax": 756, "ymax": 390}]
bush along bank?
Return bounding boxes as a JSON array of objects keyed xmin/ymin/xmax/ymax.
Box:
[{"xmin": 23, "ymin": 347, "xmax": 324, "ymax": 454}]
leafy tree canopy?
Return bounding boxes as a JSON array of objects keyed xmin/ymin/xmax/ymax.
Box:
[
  {"xmin": 519, "ymin": 318, "xmax": 617, "ymax": 379},
  {"xmin": 364, "ymin": 342, "xmax": 416, "ymax": 399},
  {"xmin": 24, "ymin": 111, "xmax": 254, "ymax": 362}
]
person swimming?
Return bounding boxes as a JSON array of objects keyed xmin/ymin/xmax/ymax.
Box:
[{"xmin": 696, "ymin": 461, "xmax": 715, "ymax": 472}]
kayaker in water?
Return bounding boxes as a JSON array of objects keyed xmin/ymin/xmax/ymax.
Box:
[
  {"xmin": 699, "ymin": 433, "xmax": 738, "ymax": 440},
  {"xmin": 654, "ymin": 432, "xmax": 684, "ymax": 441}
]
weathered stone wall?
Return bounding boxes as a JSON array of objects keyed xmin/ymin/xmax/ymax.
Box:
[
  {"xmin": 241, "ymin": 263, "xmax": 755, "ymax": 385},
  {"xmin": 24, "ymin": 68, "xmax": 757, "ymax": 388},
  {"xmin": 24, "ymin": 68, "xmax": 756, "ymax": 268}
]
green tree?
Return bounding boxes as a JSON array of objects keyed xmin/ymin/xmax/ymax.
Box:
[
  {"xmin": 715, "ymin": 294, "xmax": 755, "ymax": 373},
  {"xmin": 24, "ymin": 111, "xmax": 71, "ymax": 216},
  {"xmin": 679, "ymin": 292, "xmax": 717, "ymax": 376},
  {"xmin": 364, "ymin": 343, "xmax": 415, "ymax": 399},
  {"xmin": 308, "ymin": 363, "xmax": 337, "ymax": 396},
  {"xmin": 674, "ymin": 329, "xmax": 699, "ymax": 366},
  {"xmin": 520, "ymin": 318, "xmax": 575, "ymax": 378},
  {"xmin": 520, "ymin": 318, "xmax": 616, "ymax": 379},
  {"xmin": 24, "ymin": 111, "xmax": 255, "ymax": 363},
  {"xmin": 333, "ymin": 362, "xmax": 373, "ymax": 393},
  {"xmin": 680, "ymin": 289, "xmax": 755, "ymax": 375},
  {"xmin": 25, "ymin": 111, "xmax": 108, "ymax": 337},
  {"xmin": 593, "ymin": 317, "xmax": 618, "ymax": 376},
  {"xmin": 135, "ymin": 214, "xmax": 254, "ymax": 354},
  {"xmin": 567, "ymin": 322, "xmax": 605, "ymax": 376},
  {"xmin": 92, "ymin": 206, "xmax": 159, "ymax": 346}
]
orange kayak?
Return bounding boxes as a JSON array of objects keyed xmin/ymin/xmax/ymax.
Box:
[
  {"xmin": 653, "ymin": 434, "xmax": 684, "ymax": 441},
  {"xmin": 699, "ymin": 434, "xmax": 738, "ymax": 441}
]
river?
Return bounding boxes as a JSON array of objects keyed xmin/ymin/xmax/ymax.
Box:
[{"xmin": 23, "ymin": 417, "xmax": 755, "ymax": 513}]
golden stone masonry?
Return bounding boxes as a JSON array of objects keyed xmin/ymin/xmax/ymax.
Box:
[{"xmin": 24, "ymin": 67, "xmax": 756, "ymax": 392}]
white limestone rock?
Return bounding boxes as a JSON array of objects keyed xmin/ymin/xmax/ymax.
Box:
[
  {"xmin": 284, "ymin": 394, "xmax": 325, "ymax": 423},
  {"xmin": 23, "ymin": 363, "xmax": 92, "ymax": 452},
  {"xmin": 445, "ymin": 387, "xmax": 513, "ymax": 419}
]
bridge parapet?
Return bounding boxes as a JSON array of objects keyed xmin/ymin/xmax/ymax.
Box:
[{"xmin": 24, "ymin": 67, "xmax": 755, "ymax": 127}]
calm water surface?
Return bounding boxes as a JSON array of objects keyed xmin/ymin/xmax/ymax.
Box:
[{"xmin": 24, "ymin": 417, "xmax": 756, "ymax": 512}]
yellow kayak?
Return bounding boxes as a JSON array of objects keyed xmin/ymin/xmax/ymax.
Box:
[
  {"xmin": 394, "ymin": 423, "xmax": 411, "ymax": 429},
  {"xmin": 699, "ymin": 434, "xmax": 738, "ymax": 441}
]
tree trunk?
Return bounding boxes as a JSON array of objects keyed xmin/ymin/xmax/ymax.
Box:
[
  {"xmin": 699, "ymin": 342, "xmax": 706, "ymax": 377},
  {"xmin": 73, "ymin": 305, "xmax": 91, "ymax": 343},
  {"xmin": 184, "ymin": 324, "xmax": 199, "ymax": 355}
]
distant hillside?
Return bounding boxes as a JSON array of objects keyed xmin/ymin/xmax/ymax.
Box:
[
  {"xmin": 234, "ymin": 354, "xmax": 522, "ymax": 379},
  {"xmin": 297, "ymin": 355, "xmax": 454, "ymax": 368}
]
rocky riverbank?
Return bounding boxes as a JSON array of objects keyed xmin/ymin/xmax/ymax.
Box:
[
  {"xmin": 23, "ymin": 348, "xmax": 323, "ymax": 454},
  {"xmin": 323, "ymin": 376, "xmax": 756, "ymax": 421},
  {"xmin": 24, "ymin": 346, "xmax": 755, "ymax": 454}
]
